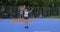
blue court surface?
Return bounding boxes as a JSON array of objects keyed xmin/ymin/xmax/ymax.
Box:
[{"xmin": 0, "ymin": 18, "xmax": 60, "ymax": 32}]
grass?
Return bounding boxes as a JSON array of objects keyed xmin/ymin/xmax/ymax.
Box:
[{"xmin": 47, "ymin": 16, "xmax": 60, "ymax": 18}]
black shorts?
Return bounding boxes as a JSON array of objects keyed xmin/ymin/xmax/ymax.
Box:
[{"xmin": 24, "ymin": 17, "xmax": 28, "ymax": 19}]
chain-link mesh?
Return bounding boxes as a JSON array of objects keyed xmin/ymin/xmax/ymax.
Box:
[{"xmin": 0, "ymin": 6, "xmax": 60, "ymax": 18}]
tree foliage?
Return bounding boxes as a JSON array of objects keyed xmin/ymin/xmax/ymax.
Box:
[{"xmin": 0, "ymin": 0, "xmax": 60, "ymax": 7}]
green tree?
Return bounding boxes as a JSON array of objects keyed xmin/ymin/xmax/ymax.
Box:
[
  {"xmin": 55, "ymin": 0, "xmax": 60, "ymax": 7},
  {"xmin": 41, "ymin": 0, "xmax": 51, "ymax": 7}
]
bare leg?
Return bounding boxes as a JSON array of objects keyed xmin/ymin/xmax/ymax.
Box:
[
  {"xmin": 25, "ymin": 21, "xmax": 28, "ymax": 29},
  {"xmin": 20, "ymin": 14, "xmax": 22, "ymax": 19},
  {"xmin": 24, "ymin": 17, "xmax": 29, "ymax": 29}
]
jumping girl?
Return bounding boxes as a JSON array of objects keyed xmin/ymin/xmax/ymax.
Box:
[{"xmin": 24, "ymin": 8, "xmax": 33, "ymax": 29}]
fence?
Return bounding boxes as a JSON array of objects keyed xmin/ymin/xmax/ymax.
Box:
[{"xmin": 0, "ymin": 6, "xmax": 60, "ymax": 18}]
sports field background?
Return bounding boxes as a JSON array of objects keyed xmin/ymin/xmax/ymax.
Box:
[{"xmin": 0, "ymin": 0, "xmax": 60, "ymax": 32}]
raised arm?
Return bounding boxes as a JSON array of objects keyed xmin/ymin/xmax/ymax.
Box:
[{"xmin": 28, "ymin": 8, "xmax": 34, "ymax": 13}]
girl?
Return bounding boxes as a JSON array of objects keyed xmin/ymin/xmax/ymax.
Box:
[{"xmin": 24, "ymin": 8, "xmax": 33, "ymax": 29}]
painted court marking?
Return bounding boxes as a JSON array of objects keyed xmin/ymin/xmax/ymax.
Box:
[{"xmin": 12, "ymin": 19, "xmax": 33, "ymax": 22}]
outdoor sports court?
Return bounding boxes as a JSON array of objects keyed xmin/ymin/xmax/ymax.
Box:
[{"xmin": 0, "ymin": 18, "xmax": 60, "ymax": 32}]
